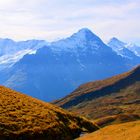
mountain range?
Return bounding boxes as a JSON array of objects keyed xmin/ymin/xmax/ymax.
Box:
[
  {"xmin": 0, "ymin": 39, "xmax": 47, "ymax": 70},
  {"xmin": 0, "ymin": 28, "xmax": 140, "ymax": 140},
  {"xmin": 0, "ymin": 28, "xmax": 140, "ymax": 101}
]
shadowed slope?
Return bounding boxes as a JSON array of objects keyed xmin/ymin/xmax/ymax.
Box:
[
  {"xmin": 0, "ymin": 86, "xmax": 98, "ymax": 140},
  {"xmin": 54, "ymin": 65, "xmax": 140, "ymax": 120}
]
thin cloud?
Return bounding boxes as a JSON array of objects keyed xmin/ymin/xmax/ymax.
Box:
[{"xmin": 0, "ymin": 0, "xmax": 139, "ymax": 44}]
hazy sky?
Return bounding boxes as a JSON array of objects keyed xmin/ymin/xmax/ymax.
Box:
[{"xmin": 0, "ymin": 0, "xmax": 140, "ymax": 44}]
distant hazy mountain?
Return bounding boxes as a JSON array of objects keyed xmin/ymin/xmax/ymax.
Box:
[
  {"xmin": 0, "ymin": 38, "xmax": 47, "ymax": 70},
  {"xmin": 1, "ymin": 28, "xmax": 131, "ymax": 101},
  {"xmin": 126, "ymin": 43, "xmax": 140, "ymax": 57},
  {"xmin": 108, "ymin": 37, "xmax": 140, "ymax": 61}
]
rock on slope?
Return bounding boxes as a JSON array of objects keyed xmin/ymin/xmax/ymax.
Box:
[
  {"xmin": 0, "ymin": 85, "xmax": 98, "ymax": 140},
  {"xmin": 54, "ymin": 65, "xmax": 140, "ymax": 119}
]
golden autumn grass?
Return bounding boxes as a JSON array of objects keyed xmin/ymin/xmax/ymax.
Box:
[
  {"xmin": 77, "ymin": 120, "xmax": 140, "ymax": 140},
  {"xmin": 0, "ymin": 86, "xmax": 99, "ymax": 140}
]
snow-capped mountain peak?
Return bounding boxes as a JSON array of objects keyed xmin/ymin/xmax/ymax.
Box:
[
  {"xmin": 108, "ymin": 37, "xmax": 140, "ymax": 60},
  {"xmin": 0, "ymin": 39, "xmax": 48, "ymax": 69},
  {"xmin": 71, "ymin": 28, "xmax": 103, "ymax": 42},
  {"xmin": 73, "ymin": 28, "xmax": 95, "ymax": 38},
  {"xmin": 51, "ymin": 28, "xmax": 105, "ymax": 52},
  {"xmin": 77, "ymin": 27, "xmax": 92, "ymax": 33},
  {"xmin": 108, "ymin": 37, "xmax": 126, "ymax": 50},
  {"xmin": 109, "ymin": 37, "xmax": 123, "ymax": 42}
]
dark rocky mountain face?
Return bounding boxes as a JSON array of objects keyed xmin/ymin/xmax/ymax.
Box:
[{"xmin": 0, "ymin": 29, "xmax": 135, "ymax": 101}]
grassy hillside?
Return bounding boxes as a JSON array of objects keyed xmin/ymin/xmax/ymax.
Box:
[
  {"xmin": 54, "ymin": 66, "xmax": 140, "ymax": 120},
  {"xmin": 68, "ymin": 81, "xmax": 140, "ymax": 119},
  {"xmin": 77, "ymin": 120, "xmax": 140, "ymax": 140},
  {"xmin": 0, "ymin": 86, "xmax": 98, "ymax": 140}
]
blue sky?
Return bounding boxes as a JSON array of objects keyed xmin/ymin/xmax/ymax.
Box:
[{"xmin": 0, "ymin": 0, "xmax": 140, "ymax": 44}]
